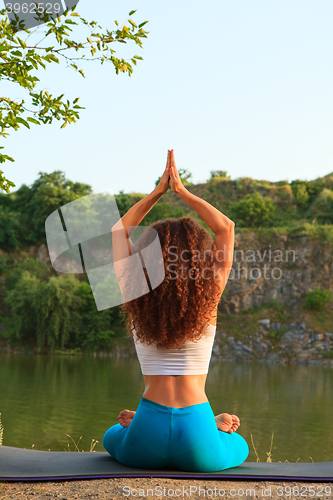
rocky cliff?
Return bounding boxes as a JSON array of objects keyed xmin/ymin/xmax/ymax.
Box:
[{"xmin": 219, "ymin": 230, "xmax": 333, "ymax": 313}]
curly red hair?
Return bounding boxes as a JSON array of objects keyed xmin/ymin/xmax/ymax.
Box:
[{"xmin": 119, "ymin": 217, "xmax": 221, "ymax": 349}]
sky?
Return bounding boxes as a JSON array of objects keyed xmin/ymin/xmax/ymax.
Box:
[{"xmin": 2, "ymin": 0, "xmax": 333, "ymax": 196}]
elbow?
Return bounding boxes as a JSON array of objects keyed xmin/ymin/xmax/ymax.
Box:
[
  {"xmin": 222, "ymin": 219, "xmax": 235, "ymax": 232},
  {"xmin": 215, "ymin": 220, "xmax": 234, "ymax": 236}
]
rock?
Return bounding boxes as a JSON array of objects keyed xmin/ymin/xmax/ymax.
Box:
[
  {"xmin": 271, "ymin": 322, "xmax": 282, "ymax": 332},
  {"xmin": 242, "ymin": 344, "xmax": 253, "ymax": 354},
  {"xmin": 308, "ymin": 333, "xmax": 317, "ymax": 343},
  {"xmin": 258, "ymin": 319, "xmax": 270, "ymax": 329},
  {"xmin": 280, "ymin": 331, "xmax": 294, "ymax": 342},
  {"xmin": 37, "ymin": 244, "xmax": 51, "ymax": 265}
]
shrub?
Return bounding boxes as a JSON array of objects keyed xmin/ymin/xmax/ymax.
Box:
[
  {"xmin": 292, "ymin": 183, "xmax": 309, "ymax": 209},
  {"xmin": 310, "ymin": 189, "xmax": 333, "ymax": 224},
  {"xmin": 209, "ymin": 170, "xmax": 230, "ymax": 179},
  {"xmin": 291, "ymin": 179, "xmax": 324, "ymax": 209},
  {"xmin": 230, "ymin": 192, "xmax": 275, "ymax": 228},
  {"xmin": 304, "ymin": 288, "xmax": 333, "ymax": 310}
]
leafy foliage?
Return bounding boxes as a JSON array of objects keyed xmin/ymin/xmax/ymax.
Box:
[
  {"xmin": 0, "ymin": 254, "xmax": 6, "ymax": 274},
  {"xmin": 305, "ymin": 288, "xmax": 333, "ymax": 311},
  {"xmin": 291, "ymin": 179, "xmax": 324, "ymax": 209},
  {"xmin": 114, "ymin": 190, "xmax": 136, "ymax": 217},
  {"xmin": 2, "ymin": 258, "xmax": 125, "ymax": 352},
  {"xmin": 4, "ymin": 255, "xmax": 49, "ymax": 290},
  {"xmin": 230, "ymin": 192, "xmax": 275, "ymax": 228},
  {"xmin": 0, "ymin": 170, "xmax": 92, "ymax": 246},
  {"xmin": 0, "ymin": 205, "xmax": 22, "ymax": 251},
  {"xmin": 292, "ymin": 182, "xmax": 309, "ymax": 209},
  {"xmin": 209, "ymin": 170, "xmax": 230, "ymax": 179},
  {"xmin": 0, "ymin": 6, "xmax": 149, "ymax": 192},
  {"xmin": 310, "ymin": 189, "xmax": 333, "ymax": 224}
]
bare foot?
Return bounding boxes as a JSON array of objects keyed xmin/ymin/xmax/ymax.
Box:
[
  {"xmin": 215, "ymin": 413, "xmax": 240, "ymax": 433},
  {"xmin": 118, "ymin": 409, "xmax": 136, "ymax": 428}
]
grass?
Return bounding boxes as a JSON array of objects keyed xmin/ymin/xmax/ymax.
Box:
[
  {"xmin": 301, "ymin": 306, "xmax": 333, "ymax": 333},
  {"xmin": 250, "ymin": 432, "xmax": 315, "ymax": 463},
  {"xmin": 65, "ymin": 434, "xmax": 99, "ymax": 452},
  {"xmin": 217, "ymin": 300, "xmax": 292, "ymax": 341}
]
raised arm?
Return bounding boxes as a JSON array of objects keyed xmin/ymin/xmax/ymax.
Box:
[
  {"xmin": 112, "ymin": 151, "xmax": 170, "ymax": 263},
  {"xmin": 168, "ymin": 150, "xmax": 235, "ymax": 289}
]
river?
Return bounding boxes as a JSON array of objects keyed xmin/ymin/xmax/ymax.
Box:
[{"xmin": 0, "ymin": 354, "xmax": 332, "ymax": 463}]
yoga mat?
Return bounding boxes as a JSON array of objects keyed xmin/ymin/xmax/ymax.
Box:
[{"xmin": 1, "ymin": 446, "xmax": 332, "ymax": 482}]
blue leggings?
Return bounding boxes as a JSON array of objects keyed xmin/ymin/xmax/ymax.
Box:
[{"xmin": 103, "ymin": 397, "xmax": 249, "ymax": 472}]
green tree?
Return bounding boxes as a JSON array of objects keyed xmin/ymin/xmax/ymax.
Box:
[
  {"xmin": 3, "ymin": 270, "xmax": 83, "ymax": 350},
  {"xmin": 4, "ymin": 170, "xmax": 93, "ymax": 246},
  {"xmin": 230, "ymin": 192, "xmax": 275, "ymax": 228},
  {"xmin": 1, "ymin": 256, "xmax": 126, "ymax": 352},
  {"xmin": 4, "ymin": 256, "xmax": 49, "ymax": 290},
  {"xmin": 74, "ymin": 280, "xmax": 124, "ymax": 352},
  {"xmin": 0, "ymin": 6, "xmax": 149, "ymax": 192},
  {"xmin": 0, "ymin": 205, "xmax": 22, "ymax": 251},
  {"xmin": 114, "ymin": 190, "xmax": 135, "ymax": 217}
]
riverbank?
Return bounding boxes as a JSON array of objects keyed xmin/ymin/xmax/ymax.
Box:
[
  {"xmin": 1, "ymin": 316, "xmax": 333, "ymax": 367},
  {"xmin": 1, "ymin": 477, "xmax": 333, "ymax": 500},
  {"xmin": 213, "ymin": 317, "xmax": 333, "ymax": 367}
]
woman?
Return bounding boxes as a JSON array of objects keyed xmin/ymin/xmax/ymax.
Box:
[{"xmin": 103, "ymin": 150, "xmax": 249, "ymax": 472}]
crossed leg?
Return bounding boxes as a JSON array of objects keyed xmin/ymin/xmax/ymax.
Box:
[{"xmin": 118, "ymin": 409, "xmax": 240, "ymax": 433}]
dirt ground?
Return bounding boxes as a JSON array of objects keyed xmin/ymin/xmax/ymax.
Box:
[{"xmin": 1, "ymin": 478, "xmax": 333, "ymax": 500}]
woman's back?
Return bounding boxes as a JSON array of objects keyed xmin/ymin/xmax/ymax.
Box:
[{"xmin": 134, "ymin": 321, "xmax": 216, "ymax": 407}]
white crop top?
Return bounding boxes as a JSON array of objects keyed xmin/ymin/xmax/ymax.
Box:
[{"xmin": 132, "ymin": 322, "xmax": 217, "ymax": 375}]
